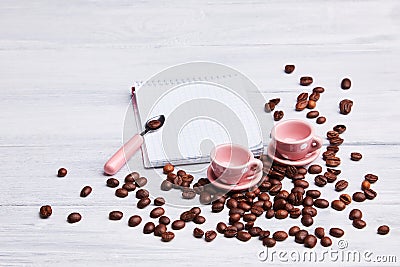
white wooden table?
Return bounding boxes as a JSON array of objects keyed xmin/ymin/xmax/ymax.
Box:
[{"xmin": 1, "ymin": 1, "xmax": 399, "ymax": 266}]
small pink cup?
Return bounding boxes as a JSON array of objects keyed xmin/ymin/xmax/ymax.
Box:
[
  {"xmin": 271, "ymin": 119, "xmax": 322, "ymax": 161},
  {"xmin": 210, "ymin": 144, "xmax": 263, "ymax": 185}
]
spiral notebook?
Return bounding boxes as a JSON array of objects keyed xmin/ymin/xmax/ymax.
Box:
[{"xmin": 132, "ymin": 64, "xmax": 265, "ymax": 168}]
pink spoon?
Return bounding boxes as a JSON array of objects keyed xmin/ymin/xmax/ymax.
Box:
[{"xmin": 104, "ymin": 115, "xmax": 165, "ymax": 175}]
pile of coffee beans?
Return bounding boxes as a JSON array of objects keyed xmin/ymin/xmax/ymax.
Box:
[{"xmin": 291, "ymin": 87, "xmax": 326, "ymax": 125}]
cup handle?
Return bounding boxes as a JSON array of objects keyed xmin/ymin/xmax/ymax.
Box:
[
  {"xmin": 243, "ymin": 158, "xmax": 263, "ymax": 179},
  {"xmin": 308, "ymin": 136, "xmax": 323, "ymax": 153}
]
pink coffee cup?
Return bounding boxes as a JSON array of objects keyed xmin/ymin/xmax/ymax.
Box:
[
  {"xmin": 271, "ymin": 119, "xmax": 322, "ymax": 161},
  {"xmin": 210, "ymin": 144, "xmax": 263, "ymax": 185}
]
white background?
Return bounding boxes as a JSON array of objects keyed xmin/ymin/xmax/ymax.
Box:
[{"xmin": 0, "ymin": 1, "xmax": 399, "ymax": 266}]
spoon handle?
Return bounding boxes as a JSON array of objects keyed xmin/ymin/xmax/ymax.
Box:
[{"xmin": 104, "ymin": 134, "xmax": 144, "ymax": 175}]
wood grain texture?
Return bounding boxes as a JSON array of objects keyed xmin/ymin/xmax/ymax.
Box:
[{"xmin": 0, "ymin": 0, "xmax": 399, "ymax": 266}]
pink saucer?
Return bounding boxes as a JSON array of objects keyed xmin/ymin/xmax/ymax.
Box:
[
  {"xmin": 267, "ymin": 142, "xmax": 320, "ymax": 166},
  {"xmin": 207, "ymin": 166, "xmax": 263, "ymax": 191}
]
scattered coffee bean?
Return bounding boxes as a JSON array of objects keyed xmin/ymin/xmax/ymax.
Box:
[
  {"xmin": 333, "ymin": 124, "xmax": 346, "ymax": 134},
  {"xmin": 273, "ymin": 231, "xmax": 288, "ymax": 241},
  {"xmin": 180, "ymin": 211, "xmax": 197, "ymax": 222},
  {"xmin": 302, "ymin": 196, "xmax": 314, "ymax": 207},
  {"xmin": 265, "ymin": 101, "xmax": 276, "ymax": 112},
  {"xmin": 309, "ymin": 92, "xmax": 320, "ymax": 102},
  {"xmin": 135, "ymin": 177, "xmax": 148, "ymax": 187},
  {"xmin": 160, "ymin": 180, "xmax": 173, "ymax": 191},
  {"xmin": 329, "ymin": 137, "xmax": 344, "ymax": 146},
  {"xmin": 301, "ymin": 215, "xmax": 314, "ymax": 227},
  {"xmin": 285, "ymin": 64, "xmax": 295, "ymax": 74},
  {"xmin": 352, "ymin": 192, "xmax": 366, "ymax": 202},
  {"xmin": 300, "ymin": 76, "xmax": 313, "ymax": 86},
  {"xmin": 137, "ymin": 197, "xmax": 151, "ymax": 209},
  {"xmin": 67, "ymin": 212, "xmax": 81, "ymax": 223},
  {"xmin": 329, "ymin": 228, "xmax": 344, "ymax": 238},
  {"xmin": 314, "ymin": 199, "xmax": 329, "ymax": 209},
  {"xmin": 302, "ymin": 206, "xmax": 317, "ymax": 217},
  {"xmin": 39, "ymin": 205, "xmax": 52, "ymax": 219},
  {"xmin": 205, "ymin": 230, "xmax": 217, "ymax": 242},
  {"xmin": 295, "ymin": 230, "xmax": 309, "ymax": 244},
  {"xmin": 377, "ymin": 225, "xmax": 390, "ymax": 235},
  {"xmin": 321, "ymin": 236, "xmax": 332, "ymax": 247},
  {"xmin": 314, "ymin": 175, "xmax": 327, "ymax": 187},
  {"xmin": 193, "ymin": 227, "xmax": 204, "ymax": 238},
  {"xmin": 237, "ymin": 231, "xmax": 252, "ymax": 242},
  {"xmin": 251, "ymin": 206, "xmax": 264, "ymax": 217},
  {"xmin": 125, "ymin": 172, "xmax": 140, "ymax": 183},
  {"xmin": 211, "ymin": 202, "xmax": 224, "ymax": 213},
  {"xmin": 224, "ymin": 226, "xmax": 238, "ymax": 238},
  {"xmin": 304, "ymin": 235, "xmax": 317, "ymax": 248},
  {"xmin": 163, "ymin": 163, "xmax": 174, "ymax": 174},
  {"xmin": 314, "ymin": 227, "xmax": 325, "ymax": 238},
  {"xmin": 297, "ymin": 167, "xmax": 308, "ymax": 175},
  {"xmin": 57, "ymin": 168, "xmax": 67, "ymax": 177},
  {"xmin": 106, "ymin": 178, "xmax": 119, "ymax": 188},
  {"xmin": 249, "ymin": 227, "xmax": 262, "ymax": 237},
  {"xmin": 327, "ymin": 130, "xmax": 339, "ymax": 139},
  {"xmin": 154, "ymin": 197, "xmax": 165, "ymax": 206},
  {"xmin": 326, "ymin": 157, "xmax": 341, "ymax": 167},
  {"xmin": 263, "ymin": 237, "xmax": 276, "ymax": 247},
  {"xmin": 109, "ymin": 211, "xmax": 123, "ymax": 220},
  {"xmin": 80, "ymin": 186, "xmax": 92, "ymax": 197},
  {"xmin": 331, "ymin": 200, "xmax": 346, "ymax": 211},
  {"xmin": 150, "ymin": 207, "xmax": 165, "ymax": 218},
  {"xmin": 193, "ymin": 215, "xmax": 206, "ymax": 224},
  {"xmin": 335, "ymin": 180, "xmax": 348, "ymax": 192},
  {"xmin": 363, "ymin": 188, "xmax": 377, "ymax": 200},
  {"xmin": 323, "ymin": 150, "xmax": 336, "ymax": 160},
  {"xmin": 308, "ymin": 100, "xmax": 317, "ymax": 109},
  {"xmin": 341, "ymin": 78, "xmax": 351, "ymax": 89},
  {"xmin": 361, "ymin": 180, "xmax": 370, "ymax": 190},
  {"xmin": 275, "ymin": 209, "xmax": 289, "ymax": 219},
  {"xmin": 171, "ymin": 220, "xmax": 185, "ymax": 230},
  {"xmin": 339, "ymin": 99, "xmax": 353, "ymax": 115},
  {"xmin": 324, "ymin": 172, "xmax": 337, "ymax": 183},
  {"xmin": 349, "ymin": 209, "xmax": 362, "ymax": 220},
  {"xmin": 339, "ymin": 194, "xmax": 352, "ymax": 205},
  {"xmin": 216, "ymin": 222, "xmax": 227, "ymax": 233},
  {"xmin": 143, "ymin": 222, "xmax": 155, "ymax": 234},
  {"xmin": 136, "ymin": 189, "xmax": 149, "ymax": 199},
  {"xmin": 352, "ymin": 219, "xmax": 366, "ymax": 229},
  {"xmin": 259, "ymin": 230, "xmax": 271, "ymax": 240},
  {"xmin": 128, "ymin": 215, "xmax": 142, "ymax": 227},
  {"xmin": 365, "ymin": 174, "xmax": 378, "ymax": 183},
  {"xmin": 289, "ymin": 226, "xmax": 300, "ymax": 236},
  {"xmin": 296, "ymin": 100, "xmax": 308, "ymax": 111},
  {"xmin": 327, "ymin": 167, "xmax": 341, "ymax": 175},
  {"xmin": 122, "ymin": 183, "xmax": 136, "ymax": 192},
  {"xmin": 154, "ymin": 224, "xmax": 167, "ymax": 236},
  {"xmin": 313, "ymin": 87, "xmax": 325, "ymax": 93},
  {"xmin": 161, "ymin": 231, "xmax": 175, "ymax": 242},
  {"xmin": 351, "ymin": 152, "xmax": 362, "ymax": 161},
  {"xmin": 115, "ymin": 188, "xmax": 128, "ymax": 198},
  {"xmin": 306, "ymin": 190, "xmax": 321, "ymax": 199},
  {"xmin": 308, "ymin": 165, "xmax": 322, "ymax": 174},
  {"xmin": 190, "ymin": 207, "xmax": 202, "ymax": 216},
  {"xmin": 273, "ymin": 110, "xmax": 284, "ymax": 121},
  {"xmin": 297, "ymin": 92, "xmax": 309, "ymax": 102}
]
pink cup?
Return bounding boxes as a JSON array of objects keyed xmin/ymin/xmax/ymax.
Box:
[
  {"xmin": 210, "ymin": 144, "xmax": 263, "ymax": 185},
  {"xmin": 271, "ymin": 119, "xmax": 322, "ymax": 161}
]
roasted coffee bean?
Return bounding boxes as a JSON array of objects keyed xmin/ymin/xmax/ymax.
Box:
[
  {"xmin": 229, "ymin": 208, "xmax": 245, "ymax": 216},
  {"xmin": 106, "ymin": 178, "xmax": 119, "ymax": 188},
  {"xmin": 163, "ymin": 163, "xmax": 174, "ymax": 174},
  {"xmin": 341, "ymin": 78, "xmax": 351, "ymax": 89},
  {"xmin": 323, "ymin": 150, "xmax": 336, "ymax": 160},
  {"xmin": 237, "ymin": 231, "xmax": 252, "ymax": 242},
  {"xmin": 270, "ymin": 98, "xmax": 281, "ymax": 105},
  {"xmin": 333, "ymin": 124, "xmax": 346, "ymax": 134},
  {"xmin": 182, "ymin": 189, "xmax": 196, "ymax": 199},
  {"xmin": 172, "ymin": 176, "xmax": 183, "ymax": 187},
  {"xmin": 115, "ymin": 188, "xmax": 128, "ymax": 198},
  {"xmin": 265, "ymin": 101, "xmax": 276, "ymax": 112},
  {"xmin": 327, "ymin": 145, "xmax": 340, "ymax": 153},
  {"xmin": 243, "ymin": 221, "xmax": 254, "ymax": 230},
  {"xmin": 251, "ymin": 206, "xmax": 264, "ymax": 217},
  {"xmin": 154, "ymin": 197, "xmax": 165, "ymax": 206},
  {"xmin": 79, "ymin": 186, "xmax": 92, "ymax": 197},
  {"xmin": 329, "ymin": 227, "xmax": 344, "ymax": 238},
  {"xmin": 288, "ymin": 192, "xmax": 303, "ymax": 206},
  {"xmin": 295, "ymin": 230, "xmax": 309, "ymax": 244},
  {"xmin": 224, "ymin": 226, "xmax": 238, "ymax": 238},
  {"xmin": 161, "ymin": 231, "xmax": 175, "ymax": 242},
  {"xmin": 150, "ymin": 207, "xmax": 165, "ymax": 218},
  {"xmin": 67, "ymin": 212, "xmax": 81, "ymax": 223},
  {"xmin": 125, "ymin": 172, "xmax": 140, "ymax": 183},
  {"xmin": 171, "ymin": 220, "xmax": 185, "ymax": 230},
  {"xmin": 300, "ymin": 76, "xmax": 313, "ymax": 86},
  {"xmin": 265, "ymin": 209, "xmax": 275, "ymax": 219},
  {"xmin": 143, "ymin": 222, "xmax": 155, "ymax": 234},
  {"xmin": 249, "ymin": 227, "xmax": 262, "ymax": 237},
  {"xmin": 269, "ymin": 170, "xmax": 285, "ymax": 180},
  {"xmin": 154, "ymin": 224, "xmax": 167, "ymax": 236},
  {"xmin": 315, "ymin": 227, "xmax": 325, "ymax": 238},
  {"xmin": 263, "ymin": 200, "xmax": 272, "ymax": 210},
  {"xmin": 329, "ymin": 137, "xmax": 344, "ymax": 146},
  {"xmin": 238, "ymin": 202, "xmax": 251, "ymax": 211},
  {"xmin": 361, "ymin": 180, "xmax": 371, "ymax": 190},
  {"xmin": 331, "ymin": 200, "xmax": 346, "ymax": 211},
  {"xmin": 324, "ymin": 172, "xmax": 337, "ymax": 183},
  {"xmin": 275, "ymin": 210, "xmax": 288, "ymax": 219},
  {"xmin": 273, "ymin": 199, "xmax": 287, "ymax": 210},
  {"xmin": 327, "ymin": 130, "xmax": 339, "ymax": 139},
  {"xmin": 243, "ymin": 213, "xmax": 257, "ymax": 222},
  {"xmin": 190, "ymin": 207, "xmax": 202, "ymax": 215},
  {"xmin": 57, "ymin": 168, "xmax": 67, "ymax": 177},
  {"xmin": 39, "ymin": 205, "xmax": 52, "ymax": 218},
  {"xmin": 182, "ymin": 174, "xmax": 194, "ymax": 184},
  {"xmin": 327, "ymin": 167, "xmax": 341, "ymax": 175},
  {"xmin": 313, "ymin": 87, "xmax": 325, "ymax": 93},
  {"xmin": 352, "ymin": 219, "xmax": 366, "ymax": 229},
  {"xmin": 306, "ymin": 190, "xmax": 321, "ymax": 199},
  {"xmin": 122, "ymin": 183, "xmax": 136, "ymax": 192},
  {"xmin": 160, "ymin": 180, "xmax": 173, "ymax": 191},
  {"xmin": 309, "ymin": 92, "xmax": 320, "ymax": 101},
  {"xmin": 213, "ymin": 194, "xmax": 226, "ymax": 204},
  {"xmin": 289, "ymin": 208, "xmax": 301, "ymax": 218},
  {"xmin": 176, "ymin": 170, "xmax": 186, "ymax": 177},
  {"xmin": 291, "ymin": 187, "xmax": 305, "ymax": 195},
  {"xmin": 302, "ymin": 196, "xmax": 314, "ymax": 207},
  {"xmin": 365, "ymin": 174, "xmax": 378, "ymax": 183},
  {"xmin": 233, "ymin": 222, "xmax": 244, "ymax": 231},
  {"xmin": 351, "ymin": 152, "xmax": 362, "ymax": 161},
  {"xmin": 363, "ymin": 188, "xmax": 377, "ymax": 200},
  {"xmin": 269, "ymin": 184, "xmax": 282, "ymax": 195},
  {"xmin": 297, "ymin": 92, "xmax": 309, "ymax": 101},
  {"xmin": 137, "ymin": 197, "xmax": 151, "ymax": 209},
  {"xmin": 352, "ymin": 192, "xmax": 366, "ymax": 202},
  {"xmin": 339, "ymin": 99, "xmax": 353, "ymax": 115},
  {"xmin": 349, "ymin": 209, "xmax": 362, "ymax": 220},
  {"xmin": 292, "ymin": 173, "xmax": 306, "ymax": 180},
  {"xmin": 180, "ymin": 211, "xmax": 196, "ymax": 222},
  {"xmin": 274, "ymin": 110, "xmax": 284, "ymax": 121},
  {"xmin": 285, "ymin": 165, "xmax": 298, "ymax": 178},
  {"xmin": 296, "ymin": 100, "xmax": 308, "ymax": 111},
  {"xmin": 302, "ymin": 206, "xmax": 317, "ymax": 217},
  {"xmin": 136, "ymin": 189, "xmax": 149, "ymax": 199},
  {"xmin": 321, "ymin": 236, "xmax": 332, "ymax": 247},
  {"xmin": 258, "ymin": 192, "xmax": 270, "ymax": 201},
  {"xmin": 216, "ymin": 222, "xmax": 227, "ymax": 233},
  {"xmin": 263, "ymin": 237, "xmax": 276, "ymax": 247},
  {"xmin": 316, "ymin": 116, "xmax": 326, "ymax": 124},
  {"xmin": 314, "ymin": 199, "xmax": 329, "ymax": 209},
  {"xmin": 314, "ymin": 175, "xmax": 327, "ymax": 187},
  {"xmin": 294, "ymin": 179, "xmax": 309, "ymax": 189},
  {"xmin": 135, "ymin": 177, "xmax": 148, "ymax": 187},
  {"xmin": 285, "ymin": 64, "xmax": 295, "ymax": 74},
  {"xmin": 259, "ymin": 230, "xmax": 271, "ymax": 240},
  {"xmin": 193, "ymin": 227, "xmax": 204, "ymax": 238},
  {"xmin": 166, "ymin": 172, "xmax": 177, "ymax": 182},
  {"xmin": 301, "ymin": 215, "xmax": 314, "ymax": 227},
  {"xmin": 199, "ymin": 191, "xmax": 212, "ymax": 205},
  {"xmin": 377, "ymin": 225, "xmax": 390, "ymax": 235},
  {"xmin": 226, "ymin": 198, "xmax": 238, "ymax": 209},
  {"xmin": 304, "ymin": 235, "xmax": 317, "ymax": 248},
  {"xmin": 273, "ymin": 231, "xmax": 288, "ymax": 241},
  {"xmin": 326, "ymin": 157, "xmax": 341, "ymax": 167},
  {"xmin": 193, "ymin": 215, "xmax": 206, "ymax": 224},
  {"xmin": 128, "ymin": 215, "xmax": 142, "ymax": 227},
  {"xmin": 339, "ymin": 194, "xmax": 352, "ymax": 205},
  {"xmin": 297, "ymin": 167, "xmax": 308, "ymax": 175},
  {"xmin": 109, "ymin": 211, "xmax": 123, "ymax": 220},
  {"xmin": 308, "ymin": 165, "xmax": 322, "ymax": 174},
  {"xmin": 289, "ymin": 226, "xmax": 300, "ymax": 236}
]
